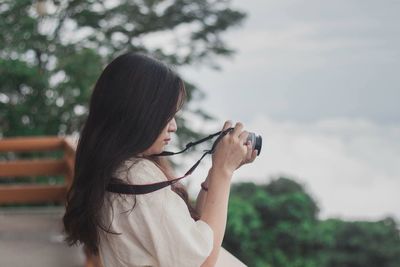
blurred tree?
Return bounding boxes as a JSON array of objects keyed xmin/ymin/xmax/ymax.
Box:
[
  {"xmin": 317, "ymin": 218, "xmax": 400, "ymax": 267},
  {"xmin": 224, "ymin": 178, "xmax": 321, "ymax": 266},
  {"xmin": 0, "ymin": 0, "xmax": 245, "ymax": 143},
  {"xmin": 224, "ymin": 178, "xmax": 400, "ymax": 267}
]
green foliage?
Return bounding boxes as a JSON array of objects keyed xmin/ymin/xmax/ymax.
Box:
[
  {"xmin": 224, "ymin": 178, "xmax": 400, "ymax": 267},
  {"xmin": 0, "ymin": 0, "xmax": 246, "ymax": 140},
  {"xmin": 318, "ymin": 218, "xmax": 400, "ymax": 267}
]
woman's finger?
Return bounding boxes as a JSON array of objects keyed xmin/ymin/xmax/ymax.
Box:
[
  {"xmin": 231, "ymin": 122, "xmax": 244, "ymax": 136},
  {"xmin": 239, "ymin": 131, "xmax": 249, "ymax": 144},
  {"xmin": 245, "ymin": 141, "xmax": 253, "ymax": 160},
  {"xmin": 249, "ymin": 149, "xmax": 258, "ymax": 162},
  {"xmin": 222, "ymin": 120, "xmax": 232, "ymax": 131}
]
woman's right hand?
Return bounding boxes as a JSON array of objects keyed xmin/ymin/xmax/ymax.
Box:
[{"xmin": 211, "ymin": 121, "xmax": 250, "ymax": 177}]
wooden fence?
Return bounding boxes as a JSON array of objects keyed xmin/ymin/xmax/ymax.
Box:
[
  {"xmin": 0, "ymin": 137, "xmax": 75, "ymax": 204},
  {"xmin": 0, "ymin": 136, "xmax": 99, "ymax": 267}
]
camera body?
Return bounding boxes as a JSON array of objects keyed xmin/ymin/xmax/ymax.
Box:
[{"xmin": 220, "ymin": 127, "xmax": 262, "ymax": 156}]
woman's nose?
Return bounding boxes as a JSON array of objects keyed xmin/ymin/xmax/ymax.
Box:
[{"xmin": 168, "ymin": 117, "xmax": 177, "ymax": 132}]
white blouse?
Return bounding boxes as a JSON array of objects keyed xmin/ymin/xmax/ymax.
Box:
[{"xmin": 99, "ymin": 158, "xmax": 214, "ymax": 267}]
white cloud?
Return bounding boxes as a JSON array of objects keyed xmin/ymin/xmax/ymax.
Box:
[{"xmin": 180, "ymin": 0, "xmax": 400, "ymax": 126}]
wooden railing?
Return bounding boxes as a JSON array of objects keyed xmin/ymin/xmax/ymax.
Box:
[
  {"xmin": 0, "ymin": 136, "xmax": 98, "ymax": 266},
  {"xmin": 0, "ymin": 137, "xmax": 75, "ymax": 204},
  {"xmin": 0, "ymin": 136, "xmax": 246, "ymax": 267}
]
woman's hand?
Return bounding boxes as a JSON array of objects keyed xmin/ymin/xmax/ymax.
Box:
[
  {"xmin": 237, "ymin": 137, "xmax": 258, "ymax": 170},
  {"xmin": 211, "ymin": 121, "xmax": 252, "ymax": 176}
]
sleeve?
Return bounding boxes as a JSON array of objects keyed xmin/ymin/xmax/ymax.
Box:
[{"xmin": 123, "ymin": 159, "xmax": 214, "ymax": 267}]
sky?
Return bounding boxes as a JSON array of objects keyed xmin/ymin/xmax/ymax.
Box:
[{"xmin": 173, "ymin": 0, "xmax": 400, "ymax": 221}]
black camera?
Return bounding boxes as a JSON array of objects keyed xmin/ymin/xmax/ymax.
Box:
[
  {"xmin": 247, "ymin": 132, "xmax": 262, "ymax": 156},
  {"xmin": 219, "ymin": 127, "xmax": 262, "ymax": 156}
]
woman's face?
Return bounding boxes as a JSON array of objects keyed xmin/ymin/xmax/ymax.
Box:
[{"xmin": 142, "ymin": 117, "xmax": 177, "ymax": 156}]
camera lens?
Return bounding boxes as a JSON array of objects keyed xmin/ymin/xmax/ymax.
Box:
[
  {"xmin": 247, "ymin": 132, "xmax": 262, "ymax": 156},
  {"xmin": 254, "ymin": 135, "xmax": 262, "ymax": 155}
]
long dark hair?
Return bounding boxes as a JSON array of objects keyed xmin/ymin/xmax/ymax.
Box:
[{"xmin": 63, "ymin": 53, "xmax": 192, "ymax": 255}]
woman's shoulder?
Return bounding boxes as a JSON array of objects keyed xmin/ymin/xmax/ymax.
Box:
[{"xmin": 115, "ymin": 157, "xmax": 167, "ymax": 184}]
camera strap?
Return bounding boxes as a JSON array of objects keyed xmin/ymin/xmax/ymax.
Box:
[{"xmin": 106, "ymin": 127, "xmax": 233, "ymax": 195}]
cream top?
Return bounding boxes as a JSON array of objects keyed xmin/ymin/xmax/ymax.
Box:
[{"xmin": 99, "ymin": 158, "xmax": 214, "ymax": 267}]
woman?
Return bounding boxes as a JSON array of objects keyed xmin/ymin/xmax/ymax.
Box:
[{"xmin": 63, "ymin": 53, "xmax": 257, "ymax": 267}]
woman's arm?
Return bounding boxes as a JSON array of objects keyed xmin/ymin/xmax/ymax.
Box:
[
  {"xmin": 195, "ymin": 170, "xmax": 211, "ymax": 216},
  {"xmin": 199, "ymin": 167, "xmax": 232, "ymax": 267},
  {"xmin": 199, "ymin": 121, "xmax": 250, "ymax": 267},
  {"xmin": 195, "ymin": 143, "xmax": 257, "ymax": 217}
]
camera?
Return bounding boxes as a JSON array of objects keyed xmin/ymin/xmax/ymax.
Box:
[
  {"xmin": 220, "ymin": 127, "xmax": 262, "ymax": 156},
  {"xmin": 247, "ymin": 132, "xmax": 262, "ymax": 155}
]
